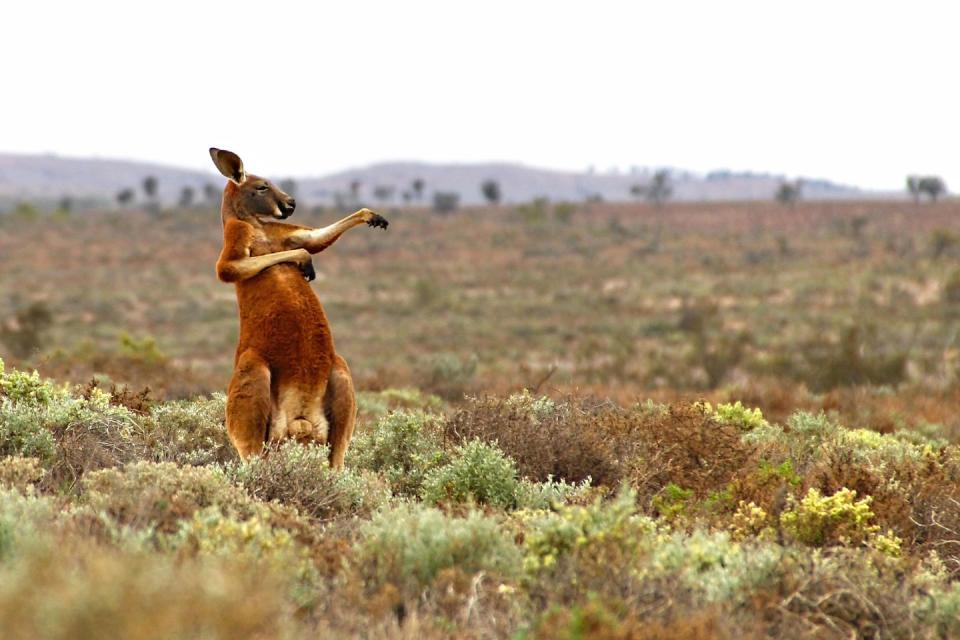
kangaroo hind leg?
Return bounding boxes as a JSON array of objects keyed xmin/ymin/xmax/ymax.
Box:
[
  {"xmin": 324, "ymin": 355, "xmax": 357, "ymax": 471},
  {"xmin": 227, "ymin": 351, "xmax": 271, "ymax": 459}
]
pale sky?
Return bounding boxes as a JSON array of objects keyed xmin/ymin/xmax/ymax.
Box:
[{"xmin": 3, "ymin": 0, "xmax": 958, "ymax": 190}]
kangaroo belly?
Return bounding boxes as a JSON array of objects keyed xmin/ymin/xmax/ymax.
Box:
[{"xmin": 233, "ymin": 266, "xmax": 335, "ymax": 382}]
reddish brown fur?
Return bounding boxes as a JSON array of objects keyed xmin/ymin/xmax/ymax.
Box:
[{"xmin": 210, "ymin": 149, "xmax": 386, "ymax": 468}]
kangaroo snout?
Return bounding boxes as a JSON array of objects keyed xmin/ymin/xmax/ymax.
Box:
[{"xmin": 279, "ymin": 198, "xmax": 296, "ymax": 218}]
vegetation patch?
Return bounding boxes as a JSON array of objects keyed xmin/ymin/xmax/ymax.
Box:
[{"xmin": 2, "ymin": 356, "xmax": 960, "ymax": 637}]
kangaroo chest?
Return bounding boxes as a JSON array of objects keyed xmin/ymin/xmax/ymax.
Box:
[{"xmin": 247, "ymin": 227, "xmax": 286, "ymax": 257}]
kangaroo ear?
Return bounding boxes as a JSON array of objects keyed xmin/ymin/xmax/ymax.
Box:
[{"xmin": 209, "ymin": 148, "xmax": 246, "ymax": 184}]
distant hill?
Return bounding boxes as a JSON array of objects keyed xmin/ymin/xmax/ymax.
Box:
[
  {"xmin": 300, "ymin": 163, "xmax": 867, "ymax": 206},
  {"xmin": 0, "ymin": 153, "xmax": 872, "ymax": 211},
  {"xmin": 0, "ymin": 154, "xmax": 218, "ymax": 209}
]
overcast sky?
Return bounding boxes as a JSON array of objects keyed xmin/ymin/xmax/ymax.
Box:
[{"xmin": 3, "ymin": 1, "xmax": 957, "ymax": 190}]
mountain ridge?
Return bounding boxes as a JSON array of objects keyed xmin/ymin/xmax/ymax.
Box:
[{"xmin": 0, "ymin": 152, "xmax": 874, "ymax": 209}]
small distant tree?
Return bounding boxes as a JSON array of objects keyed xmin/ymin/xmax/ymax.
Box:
[
  {"xmin": 630, "ymin": 170, "xmax": 673, "ymax": 206},
  {"xmin": 142, "ymin": 176, "xmax": 158, "ymax": 200},
  {"xmin": 480, "ymin": 179, "xmax": 501, "ymax": 206},
  {"xmin": 433, "ymin": 191, "xmax": 459, "ymax": 214},
  {"xmin": 349, "ymin": 180, "xmax": 362, "ymax": 202},
  {"xmin": 333, "ymin": 191, "xmax": 350, "ymax": 212},
  {"xmin": 401, "ymin": 191, "xmax": 412, "ymax": 205},
  {"xmin": 646, "ymin": 169, "xmax": 673, "ymax": 206},
  {"xmin": 57, "ymin": 196, "xmax": 73, "ymax": 214},
  {"xmin": 372, "ymin": 185, "xmax": 395, "ymax": 203},
  {"xmin": 178, "ymin": 186, "xmax": 195, "ymax": 208},
  {"xmin": 918, "ymin": 176, "xmax": 946, "ymax": 203},
  {"xmin": 906, "ymin": 176, "xmax": 921, "ymax": 203},
  {"xmin": 411, "ymin": 178, "xmax": 425, "ymax": 201},
  {"xmin": 142, "ymin": 175, "xmax": 160, "ymax": 214},
  {"xmin": 116, "ymin": 188, "xmax": 135, "ymax": 207},
  {"xmin": 775, "ymin": 180, "xmax": 802, "ymax": 206},
  {"xmin": 203, "ymin": 183, "xmax": 220, "ymax": 203},
  {"xmin": 279, "ymin": 179, "xmax": 298, "ymax": 198}
]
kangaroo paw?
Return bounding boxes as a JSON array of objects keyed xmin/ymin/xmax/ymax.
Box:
[
  {"xmin": 300, "ymin": 259, "xmax": 316, "ymax": 281},
  {"xmin": 366, "ymin": 213, "xmax": 389, "ymax": 230}
]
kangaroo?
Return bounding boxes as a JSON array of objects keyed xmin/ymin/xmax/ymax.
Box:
[{"xmin": 210, "ymin": 148, "xmax": 388, "ymax": 468}]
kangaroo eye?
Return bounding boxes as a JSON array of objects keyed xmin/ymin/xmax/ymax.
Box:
[{"xmin": 256, "ymin": 185, "xmax": 269, "ymax": 192}]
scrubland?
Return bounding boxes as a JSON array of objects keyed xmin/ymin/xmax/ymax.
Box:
[{"xmin": 2, "ymin": 199, "xmax": 960, "ymax": 638}]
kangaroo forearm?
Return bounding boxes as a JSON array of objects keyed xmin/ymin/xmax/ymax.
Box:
[
  {"xmin": 290, "ymin": 213, "xmax": 365, "ymax": 254},
  {"xmin": 217, "ymin": 250, "xmax": 304, "ymax": 283}
]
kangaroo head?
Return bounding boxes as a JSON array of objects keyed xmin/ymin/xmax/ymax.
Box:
[{"xmin": 209, "ymin": 148, "xmax": 296, "ymax": 222}]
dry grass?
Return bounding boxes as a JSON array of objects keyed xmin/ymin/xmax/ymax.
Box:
[{"xmin": 2, "ymin": 199, "xmax": 960, "ymax": 412}]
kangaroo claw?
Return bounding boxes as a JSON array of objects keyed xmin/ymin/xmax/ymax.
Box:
[
  {"xmin": 300, "ymin": 260, "xmax": 316, "ymax": 282},
  {"xmin": 367, "ymin": 213, "xmax": 389, "ymax": 229}
]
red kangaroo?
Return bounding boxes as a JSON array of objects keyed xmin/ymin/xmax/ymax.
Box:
[{"xmin": 210, "ymin": 148, "xmax": 388, "ymax": 468}]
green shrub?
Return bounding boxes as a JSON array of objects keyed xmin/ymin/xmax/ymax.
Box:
[
  {"xmin": 355, "ymin": 504, "xmax": 520, "ymax": 599},
  {"xmin": 893, "ymin": 422, "xmax": 948, "ymax": 450},
  {"xmin": 118, "ymin": 332, "xmax": 167, "ymax": 364},
  {"xmin": 0, "ymin": 488, "xmax": 57, "ymax": 560},
  {"xmin": 356, "ymin": 387, "xmax": 444, "ymax": 418},
  {"xmin": 918, "ymin": 580, "xmax": 960, "ymax": 636},
  {"xmin": 173, "ymin": 507, "xmax": 297, "ymax": 557},
  {"xmin": 708, "ymin": 401, "xmax": 766, "ymax": 431},
  {"xmin": 744, "ymin": 410, "xmax": 926, "ymax": 475},
  {"xmin": 0, "ymin": 364, "xmax": 145, "ymax": 480},
  {"xmin": 349, "ymin": 410, "xmax": 446, "ymax": 495},
  {"xmin": 0, "ymin": 457, "xmax": 45, "ymax": 492},
  {"xmin": 758, "ymin": 548, "xmax": 930, "ymax": 637},
  {"xmin": 143, "ymin": 395, "xmax": 232, "ymax": 466},
  {"xmin": 421, "ymin": 439, "xmax": 519, "ymax": 509},
  {"xmin": 355, "ymin": 393, "xmax": 389, "ymax": 417},
  {"xmin": 522, "ymin": 488, "xmax": 655, "ymax": 575},
  {"xmin": 780, "ymin": 487, "xmax": 901, "ymax": 555},
  {"xmin": 514, "ymin": 476, "xmax": 594, "ymax": 511},
  {"xmin": 642, "ymin": 530, "xmax": 783, "ymax": 603},
  {"xmin": 417, "ymin": 353, "xmax": 478, "ymax": 400},
  {"xmin": 445, "ymin": 394, "xmax": 643, "ymax": 487},
  {"xmin": 651, "ymin": 482, "xmax": 694, "ymax": 521},
  {"xmin": 26, "ymin": 385, "xmax": 143, "ymax": 487},
  {"xmin": 0, "ymin": 401, "xmax": 58, "ymax": 462},
  {"xmin": 730, "ymin": 500, "xmax": 777, "ymax": 541},
  {"xmin": 529, "ymin": 597, "xmax": 725, "ymax": 640},
  {"xmin": 227, "ymin": 441, "xmax": 389, "ymax": 519},
  {"xmin": 504, "ymin": 389, "xmax": 562, "ymax": 421},
  {"xmin": 0, "ymin": 541, "xmax": 297, "ymax": 640},
  {"xmin": 0, "ymin": 367, "xmax": 61, "ymax": 406},
  {"xmin": 837, "ymin": 428, "xmax": 924, "ymax": 467},
  {"xmin": 376, "ymin": 387, "xmax": 444, "ymax": 412},
  {"xmin": 82, "ymin": 461, "xmax": 252, "ymax": 535},
  {"xmin": 757, "ymin": 459, "xmax": 802, "ymax": 486},
  {"xmin": 169, "ymin": 506, "xmax": 323, "ymax": 607},
  {"xmin": 743, "ymin": 411, "xmax": 836, "ymax": 470}
]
